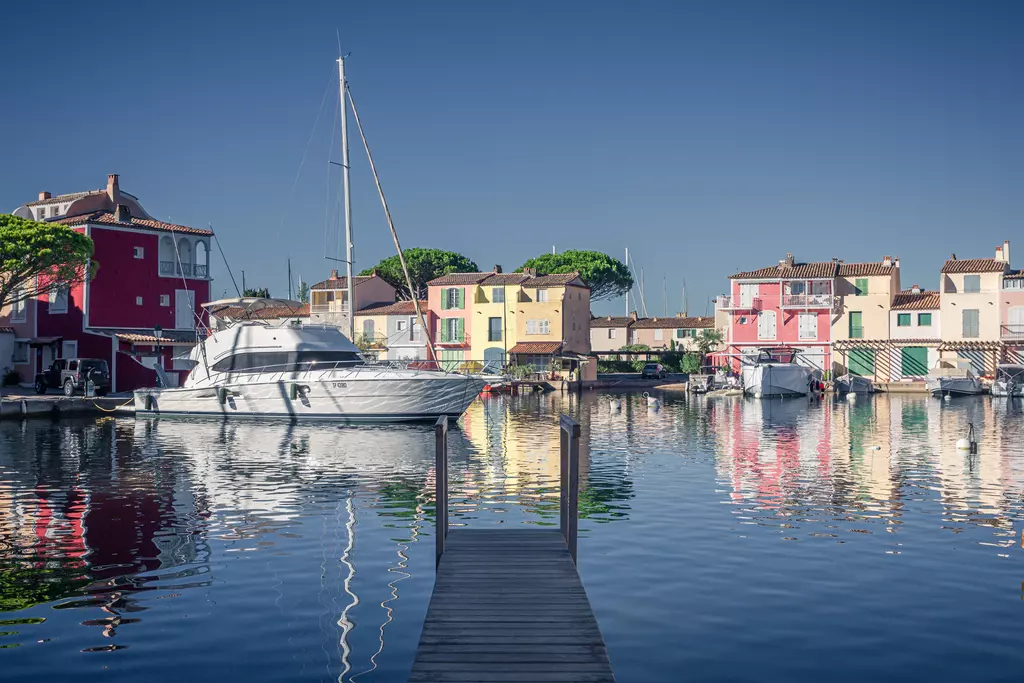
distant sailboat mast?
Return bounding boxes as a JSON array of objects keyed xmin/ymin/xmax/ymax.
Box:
[{"xmin": 338, "ymin": 56, "xmax": 356, "ymax": 341}]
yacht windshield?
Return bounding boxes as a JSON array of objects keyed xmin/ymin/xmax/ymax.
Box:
[{"xmin": 211, "ymin": 350, "xmax": 363, "ymax": 373}]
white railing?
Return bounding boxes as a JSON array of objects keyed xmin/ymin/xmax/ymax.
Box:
[
  {"xmin": 781, "ymin": 293, "xmax": 832, "ymax": 308},
  {"xmin": 309, "ymin": 303, "xmax": 350, "ymax": 314},
  {"xmin": 717, "ymin": 296, "xmax": 761, "ymax": 310}
]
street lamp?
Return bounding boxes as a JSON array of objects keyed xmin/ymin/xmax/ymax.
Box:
[{"xmin": 153, "ymin": 324, "xmax": 163, "ymax": 368}]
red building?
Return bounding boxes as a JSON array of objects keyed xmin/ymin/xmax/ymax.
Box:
[{"xmin": 9, "ymin": 174, "xmax": 212, "ymax": 391}]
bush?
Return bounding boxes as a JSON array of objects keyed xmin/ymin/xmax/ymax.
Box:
[
  {"xmin": 680, "ymin": 353, "xmax": 701, "ymax": 374},
  {"xmin": 659, "ymin": 351, "xmax": 682, "ymax": 373},
  {"xmin": 597, "ymin": 360, "xmax": 633, "ymax": 373},
  {"xmin": 2, "ymin": 367, "xmax": 20, "ymax": 387}
]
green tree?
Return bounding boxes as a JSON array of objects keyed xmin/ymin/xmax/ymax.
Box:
[
  {"xmin": 243, "ymin": 287, "xmax": 271, "ymax": 298},
  {"xmin": 517, "ymin": 250, "xmax": 633, "ymax": 301},
  {"xmin": 695, "ymin": 329, "xmax": 723, "ymax": 365},
  {"xmin": 297, "ymin": 280, "xmax": 309, "ymax": 304},
  {"xmin": 0, "ymin": 215, "xmax": 94, "ymax": 313},
  {"xmin": 360, "ymin": 248, "xmax": 479, "ymax": 300},
  {"xmin": 680, "ymin": 353, "xmax": 701, "ymax": 374}
]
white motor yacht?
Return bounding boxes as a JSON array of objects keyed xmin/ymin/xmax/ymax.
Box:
[
  {"xmin": 991, "ymin": 364, "xmax": 1024, "ymax": 397},
  {"xmin": 741, "ymin": 348, "xmax": 816, "ymax": 399},
  {"xmin": 134, "ymin": 323, "xmax": 484, "ymax": 422}
]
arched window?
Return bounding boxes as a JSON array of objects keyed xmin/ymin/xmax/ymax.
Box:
[
  {"xmin": 177, "ymin": 238, "xmax": 193, "ymax": 277},
  {"xmin": 195, "ymin": 240, "xmax": 210, "ymax": 278},
  {"xmin": 159, "ymin": 236, "xmax": 176, "ymax": 275}
]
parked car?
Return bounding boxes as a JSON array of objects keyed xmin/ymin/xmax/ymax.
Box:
[
  {"xmin": 35, "ymin": 358, "xmax": 110, "ymax": 396},
  {"xmin": 641, "ymin": 362, "xmax": 666, "ymax": 380}
]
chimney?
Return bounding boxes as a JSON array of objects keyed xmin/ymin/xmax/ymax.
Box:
[
  {"xmin": 996, "ymin": 245, "xmax": 1004, "ymax": 262},
  {"xmin": 882, "ymin": 255, "xmax": 892, "ymax": 267},
  {"xmin": 912, "ymin": 284, "xmax": 920, "ymax": 294},
  {"xmin": 524, "ymin": 267, "xmax": 537, "ymax": 277},
  {"xmin": 113, "ymin": 204, "xmax": 131, "ymax": 222},
  {"xmin": 785, "ymin": 252, "xmax": 795, "ymax": 267},
  {"xmin": 1005, "ymin": 240, "xmax": 1011, "ymax": 265},
  {"xmin": 894, "ymin": 257, "xmax": 900, "ymax": 269},
  {"xmin": 493, "ymin": 264, "xmax": 502, "ymax": 273},
  {"xmin": 330, "ymin": 269, "xmax": 339, "ymax": 279},
  {"xmin": 951, "ymin": 253, "xmax": 957, "ymax": 260},
  {"xmin": 629, "ymin": 311, "xmax": 637, "ymax": 321},
  {"xmin": 106, "ymin": 174, "xmax": 120, "ymax": 205},
  {"xmin": 38, "ymin": 191, "xmax": 51, "ymax": 201}
]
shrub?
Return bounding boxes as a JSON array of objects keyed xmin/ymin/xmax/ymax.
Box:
[
  {"xmin": 2, "ymin": 367, "xmax": 20, "ymax": 387},
  {"xmin": 680, "ymin": 353, "xmax": 701, "ymax": 374}
]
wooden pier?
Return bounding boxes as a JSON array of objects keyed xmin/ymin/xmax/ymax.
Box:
[{"xmin": 410, "ymin": 416, "xmax": 615, "ymax": 683}]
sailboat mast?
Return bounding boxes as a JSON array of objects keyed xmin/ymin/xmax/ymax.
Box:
[
  {"xmin": 624, "ymin": 247, "xmax": 629, "ymax": 317},
  {"xmin": 338, "ymin": 56, "xmax": 355, "ymax": 340}
]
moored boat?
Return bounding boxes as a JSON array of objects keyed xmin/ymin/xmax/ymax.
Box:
[
  {"xmin": 741, "ymin": 348, "xmax": 816, "ymax": 399},
  {"xmin": 134, "ymin": 323, "xmax": 484, "ymax": 422},
  {"xmin": 926, "ymin": 365, "xmax": 987, "ymax": 397},
  {"xmin": 991, "ymin": 364, "xmax": 1024, "ymax": 397},
  {"xmin": 834, "ymin": 373, "xmax": 875, "ymax": 394}
]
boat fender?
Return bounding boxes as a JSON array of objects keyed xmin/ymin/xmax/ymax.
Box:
[
  {"xmin": 217, "ymin": 387, "xmax": 228, "ymax": 405},
  {"xmin": 957, "ymin": 423, "xmax": 978, "ymax": 453},
  {"xmin": 145, "ymin": 394, "xmax": 156, "ymax": 411},
  {"xmin": 943, "ymin": 393, "xmax": 952, "ymax": 402}
]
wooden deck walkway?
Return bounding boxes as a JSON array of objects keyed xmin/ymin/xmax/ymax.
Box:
[{"xmin": 410, "ymin": 416, "xmax": 615, "ymax": 683}]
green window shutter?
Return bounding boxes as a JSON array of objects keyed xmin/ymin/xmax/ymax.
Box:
[
  {"xmin": 457, "ymin": 288, "xmax": 465, "ymax": 309},
  {"xmin": 441, "ymin": 290, "xmax": 449, "ymax": 310},
  {"xmin": 849, "ymin": 311, "xmax": 863, "ymax": 339},
  {"xmin": 457, "ymin": 318, "xmax": 465, "ymax": 341},
  {"xmin": 897, "ymin": 313, "xmax": 911, "ymax": 327},
  {"xmin": 918, "ymin": 313, "xmax": 932, "ymax": 326},
  {"xmin": 856, "ymin": 278, "xmax": 868, "ymax": 296},
  {"xmin": 440, "ymin": 320, "xmax": 448, "ymax": 342}
]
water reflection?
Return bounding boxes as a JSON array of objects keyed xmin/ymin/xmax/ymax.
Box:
[{"xmin": 2, "ymin": 393, "xmax": 1023, "ymax": 682}]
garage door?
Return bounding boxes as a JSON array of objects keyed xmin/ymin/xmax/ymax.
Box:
[
  {"xmin": 900, "ymin": 347, "xmax": 929, "ymax": 377},
  {"xmin": 849, "ymin": 349, "xmax": 875, "ymax": 377}
]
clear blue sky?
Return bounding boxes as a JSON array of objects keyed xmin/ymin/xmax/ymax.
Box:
[{"xmin": 2, "ymin": 0, "xmax": 1022, "ymax": 316}]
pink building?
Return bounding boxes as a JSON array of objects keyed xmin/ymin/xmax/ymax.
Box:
[
  {"xmin": 7, "ymin": 174, "xmax": 212, "ymax": 391},
  {"xmin": 426, "ymin": 272, "xmax": 492, "ymax": 365},
  {"xmin": 719, "ymin": 254, "xmax": 836, "ymax": 373}
]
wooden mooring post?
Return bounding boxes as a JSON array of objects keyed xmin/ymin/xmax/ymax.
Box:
[{"xmin": 412, "ymin": 414, "xmax": 614, "ymax": 682}]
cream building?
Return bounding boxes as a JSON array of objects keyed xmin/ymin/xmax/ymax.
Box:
[
  {"xmin": 938, "ymin": 243, "xmax": 1011, "ymax": 375},
  {"xmin": 831, "ymin": 257, "xmax": 900, "ymax": 378}
]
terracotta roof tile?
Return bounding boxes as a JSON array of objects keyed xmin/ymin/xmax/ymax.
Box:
[
  {"xmin": 508, "ymin": 341, "xmax": 563, "ymax": 354},
  {"xmin": 838, "ymin": 262, "xmax": 896, "ymax": 277},
  {"xmin": 481, "ymin": 273, "xmax": 532, "ymax": 285},
  {"xmin": 355, "ymin": 300, "xmax": 426, "ymax": 316},
  {"xmin": 53, "ymin": 210, "xmax": 212, "ymax": 235},
  {"xmin": 589, "ymin": 316, "xmax": 636, "ymax": 328},
  {"xmin": 1003, "ymin": 270, "xmax": 1024, "ymax": 280},
  {"xmin": 209, "ymin": 304, "xmax": 309, "ymax": 319},
  {"xmin": 526, "ymin": 272, "xmax": 587, "ymax": 287},
  {"xmin": 310, "ymin": 275, "xmax": 375, "ymax": 290},
  {"xmin": 631, "ymin": 316, "xmax": 716, "ymax": 329},
  {"xmin": 891, "ymin": 291, "xmax": 940, "ymax": 310},
  {"xmin": 426, "ymin": 272, "xmax": 494, "ymax": 286},
  {"xmin": 25, "ymin": 190, "xmax": 106, "ymax": 207},
  {"xmin": 940, "ymin": 258, "xmax": 1008, "ymax": 274},
  {"xmin": 729, "ymin": 261, "xmax": 838, "ymax": 279}
]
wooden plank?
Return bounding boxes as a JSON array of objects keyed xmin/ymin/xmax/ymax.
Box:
[{"xmin": 412, "ymin": 526, "xmax": 614, "ymax": 682}]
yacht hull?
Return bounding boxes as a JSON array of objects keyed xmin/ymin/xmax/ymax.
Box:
[
  {"xmin": 926, "ymin": 377, "xmax": 987, "ymax": 396},
  {"xmin": 742, "ymin": 364, "xmax": 812, "ymax": 398},
  {"xmin": 134, "ymin": 374, "xmax": 485, "ymax": 422}
]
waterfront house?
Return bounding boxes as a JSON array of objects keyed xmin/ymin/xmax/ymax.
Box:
[
  {"xmin": 469, "ymin": 269, "xmax": 533, "ymax": 371},
  {"xmin": 507, "ymin": 271, "xmax": 591, "ymax": 373},
  {"xmin": 998, "ymin": 242, "xmax": 1023, "ymax": 364},
  {"xmin": 831, "ymin": 257, "xmax": 901, "ymax": 380},
  {"xmin": 354, "ymin": 300, "xmax": 432, "ymax": 361},
  {"xmin": 7, "ymin": 173, "xmax": 212, "ymax": 390},
  {"xmin": 308, "ymin": 270, "xmax": 396, "ymax": 330},
  {"xmin": 719, "ymin": 253, "xmax": 835, "ymax": 373},
  {"xmin": 938, "ymin": 243, "xmax": 1011, "ymax": 376},
  {"xmin": 883, "ymin": 286, "xmax": 941, "ymax": 381},
  {"xmin": 0, "ymin": 287, "xmax": 37, "ymax": 387},
  {"xmin": 589, "ymin": 313, "xmax": 638, "ymax": 352},
  {"xmin": 427, "ymin": 271, "xmax": 493, "ymax": 369},
  {"xmin": 629, "ymin": 315, "xmax": 717, "ymax": 352}
]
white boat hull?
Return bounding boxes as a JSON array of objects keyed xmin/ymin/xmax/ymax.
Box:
[
  {"xmin": 743, "ymin": 364, "xmax": 812, "ymax": 398},
  {"xmin": 926, "ymin": 377, "xmax": 987, "ymax": 396},
  {"xmin": 134, "ymin": 373, "xmax": 484, "ymax": 422},
  {"xmin": 991, "ymin": 382, "xmax": 1024, "ymax": 397}
]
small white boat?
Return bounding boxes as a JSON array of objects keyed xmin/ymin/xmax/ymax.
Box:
[
  {"xmin": 926, "ymin": 365, "xmax": 987, "ymax": 397},
  {"xmin": 834, "ymin": 373, "xmax": 875, "ymax": 394},
  {"xmin": 741, "ymin": 348, "xmax": 814, "ymax": 399},
  {"xmin": 992, "ymin": 364, "xmax": 1024, "ymax": 397},
  {"xmin": 134, "ymin": 323, "xmax": 484, "ymax": 422}
]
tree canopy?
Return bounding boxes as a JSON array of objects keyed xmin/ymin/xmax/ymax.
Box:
[
  {"xmin": 0, "ymin": 215, "xmax": 94, "ymax": 313},
  {"xmin": 297, "ymin": 280, "xmax": 309, "ymax": 304},
  {"xmin": 517, "ymin": 250, "xmax": 633, "ymax": 301},
  {"xmin": 243, "ymin": 287, "xmax": 271, "ymax": 298},
  {"xmin": 360, "ymin": 248, "xmax": 479, "ymax": 300}
]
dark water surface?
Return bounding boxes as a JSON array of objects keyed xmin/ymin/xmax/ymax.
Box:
[{"xmin": 2, "ymin": 393, "xmax": 1024, "ymax": 682}]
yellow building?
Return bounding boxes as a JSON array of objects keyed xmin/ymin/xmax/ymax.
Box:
[{"xmin": 831, "ymin": 257, "xmax": 901, "ymax": 379}]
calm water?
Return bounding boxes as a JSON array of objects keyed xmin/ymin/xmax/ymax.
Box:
[{"xmin": 2, "ymin": 393, "xmax": 1024, "ymax": 682}]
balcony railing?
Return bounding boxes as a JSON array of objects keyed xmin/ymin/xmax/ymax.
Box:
[
  {"xmin": 437, "ymin": 332, "xmax": 471, "ymax": 347},
  {"xmin": 781, "ymin": 293, "xmax": 832, "ymax": 308},
  {"xmin": 310, "ymin": 302, "xmax": 350, "ymax": 314},
  {"xmin": 717, "ymin": 296, "xmax": 761, "ymax": 310},
  {"xmin": 160, "ymin": 261, "xmax": 208, "ymax": 279},
  {"xmin": 354, "ymin": 334, "xmax": 389, "ymax": 349},
  {"xmin": 1002, "ymin": 324, "xmax": 1024, "ymax": 340}
]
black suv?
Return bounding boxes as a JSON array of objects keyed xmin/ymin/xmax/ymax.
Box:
[{"xmin": 35, "ymin": 358, "xmax": 110, "ymax": 396}]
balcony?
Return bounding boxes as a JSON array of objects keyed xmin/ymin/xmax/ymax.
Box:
[
  {"xmin": 310, "ymin": 302, "xmax": 350, "ymax": 315},
  {"xmin": 717, "ymin": 296, "xmax": 761, "ymax": 311},
  {"xmin": 781, "ymin": 293, "xmax": 833, "ymax": 309},
  {"xmin": 436, "ymin": 331, "xmax": 471, "ymax": 347},
  {"xmin": 354, "ymin": 334, "xmax": 389, "ymax": 350},
  {"xmin": 1002, "ymin": 324, "xmax": 1024, "ymax": 340},
  {"xmin": 160, "ymin": 261, "xmax": 209, "ymax": 279}
]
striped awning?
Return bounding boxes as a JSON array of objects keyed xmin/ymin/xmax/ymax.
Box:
[{"xmin": 833, "ymin": 339, "xmax": 939, "ymax": 351}]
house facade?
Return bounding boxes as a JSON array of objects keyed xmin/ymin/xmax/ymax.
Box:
[
  {"xmin": 354, "ymin": 300, "xmax": 432, "ymax": 361},
  {"xmin": 589, "ymin": 313, "xmax": 638, "ymax": 352},
  {"xmin": 937, "ymin": 244, "xmax": 1011, "ymax": 376},
  {"xmin": 427, "ymin": 272, "xmax": 491, "ymax": 369},
  {"xmin": 720, "ymin": 254, "xmax": 835, "ymax": 373},
  {"xmin": 830, "ymin": 257, "xmax": 900, "ymax": 379},
  {"xmin": 6, "ymin": 174, "xmax": 213, "ymax": 390},
  {"xmin": 509, "ymin": 272, "xmax": 591, "ymax": 370},
  {"xmin": 470, "ymin": 272, "xmax": 532, "ymax": 371},
  {"xmin": 629, "ymin": 315, "xmax": 716, "ymax": 352},
  {"xmin": 1002, "ymin": 267, "xmax": 1024, "ymax": 364},
  {"xmin": 885, "ymin": 287, "xmax": 941, "ymax": 381},
  {"xmin": 308, "ymin": 271, "xmax": 396, "ymax": 330}
]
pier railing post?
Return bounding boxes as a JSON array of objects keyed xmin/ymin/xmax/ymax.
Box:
[
  {"xmin": 435, "ymin": 416, "xmax": 449, "ymax": 566},
  {"xmin": 559, "ymin": 414, "xmax": 580, "ymax": 564}
]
